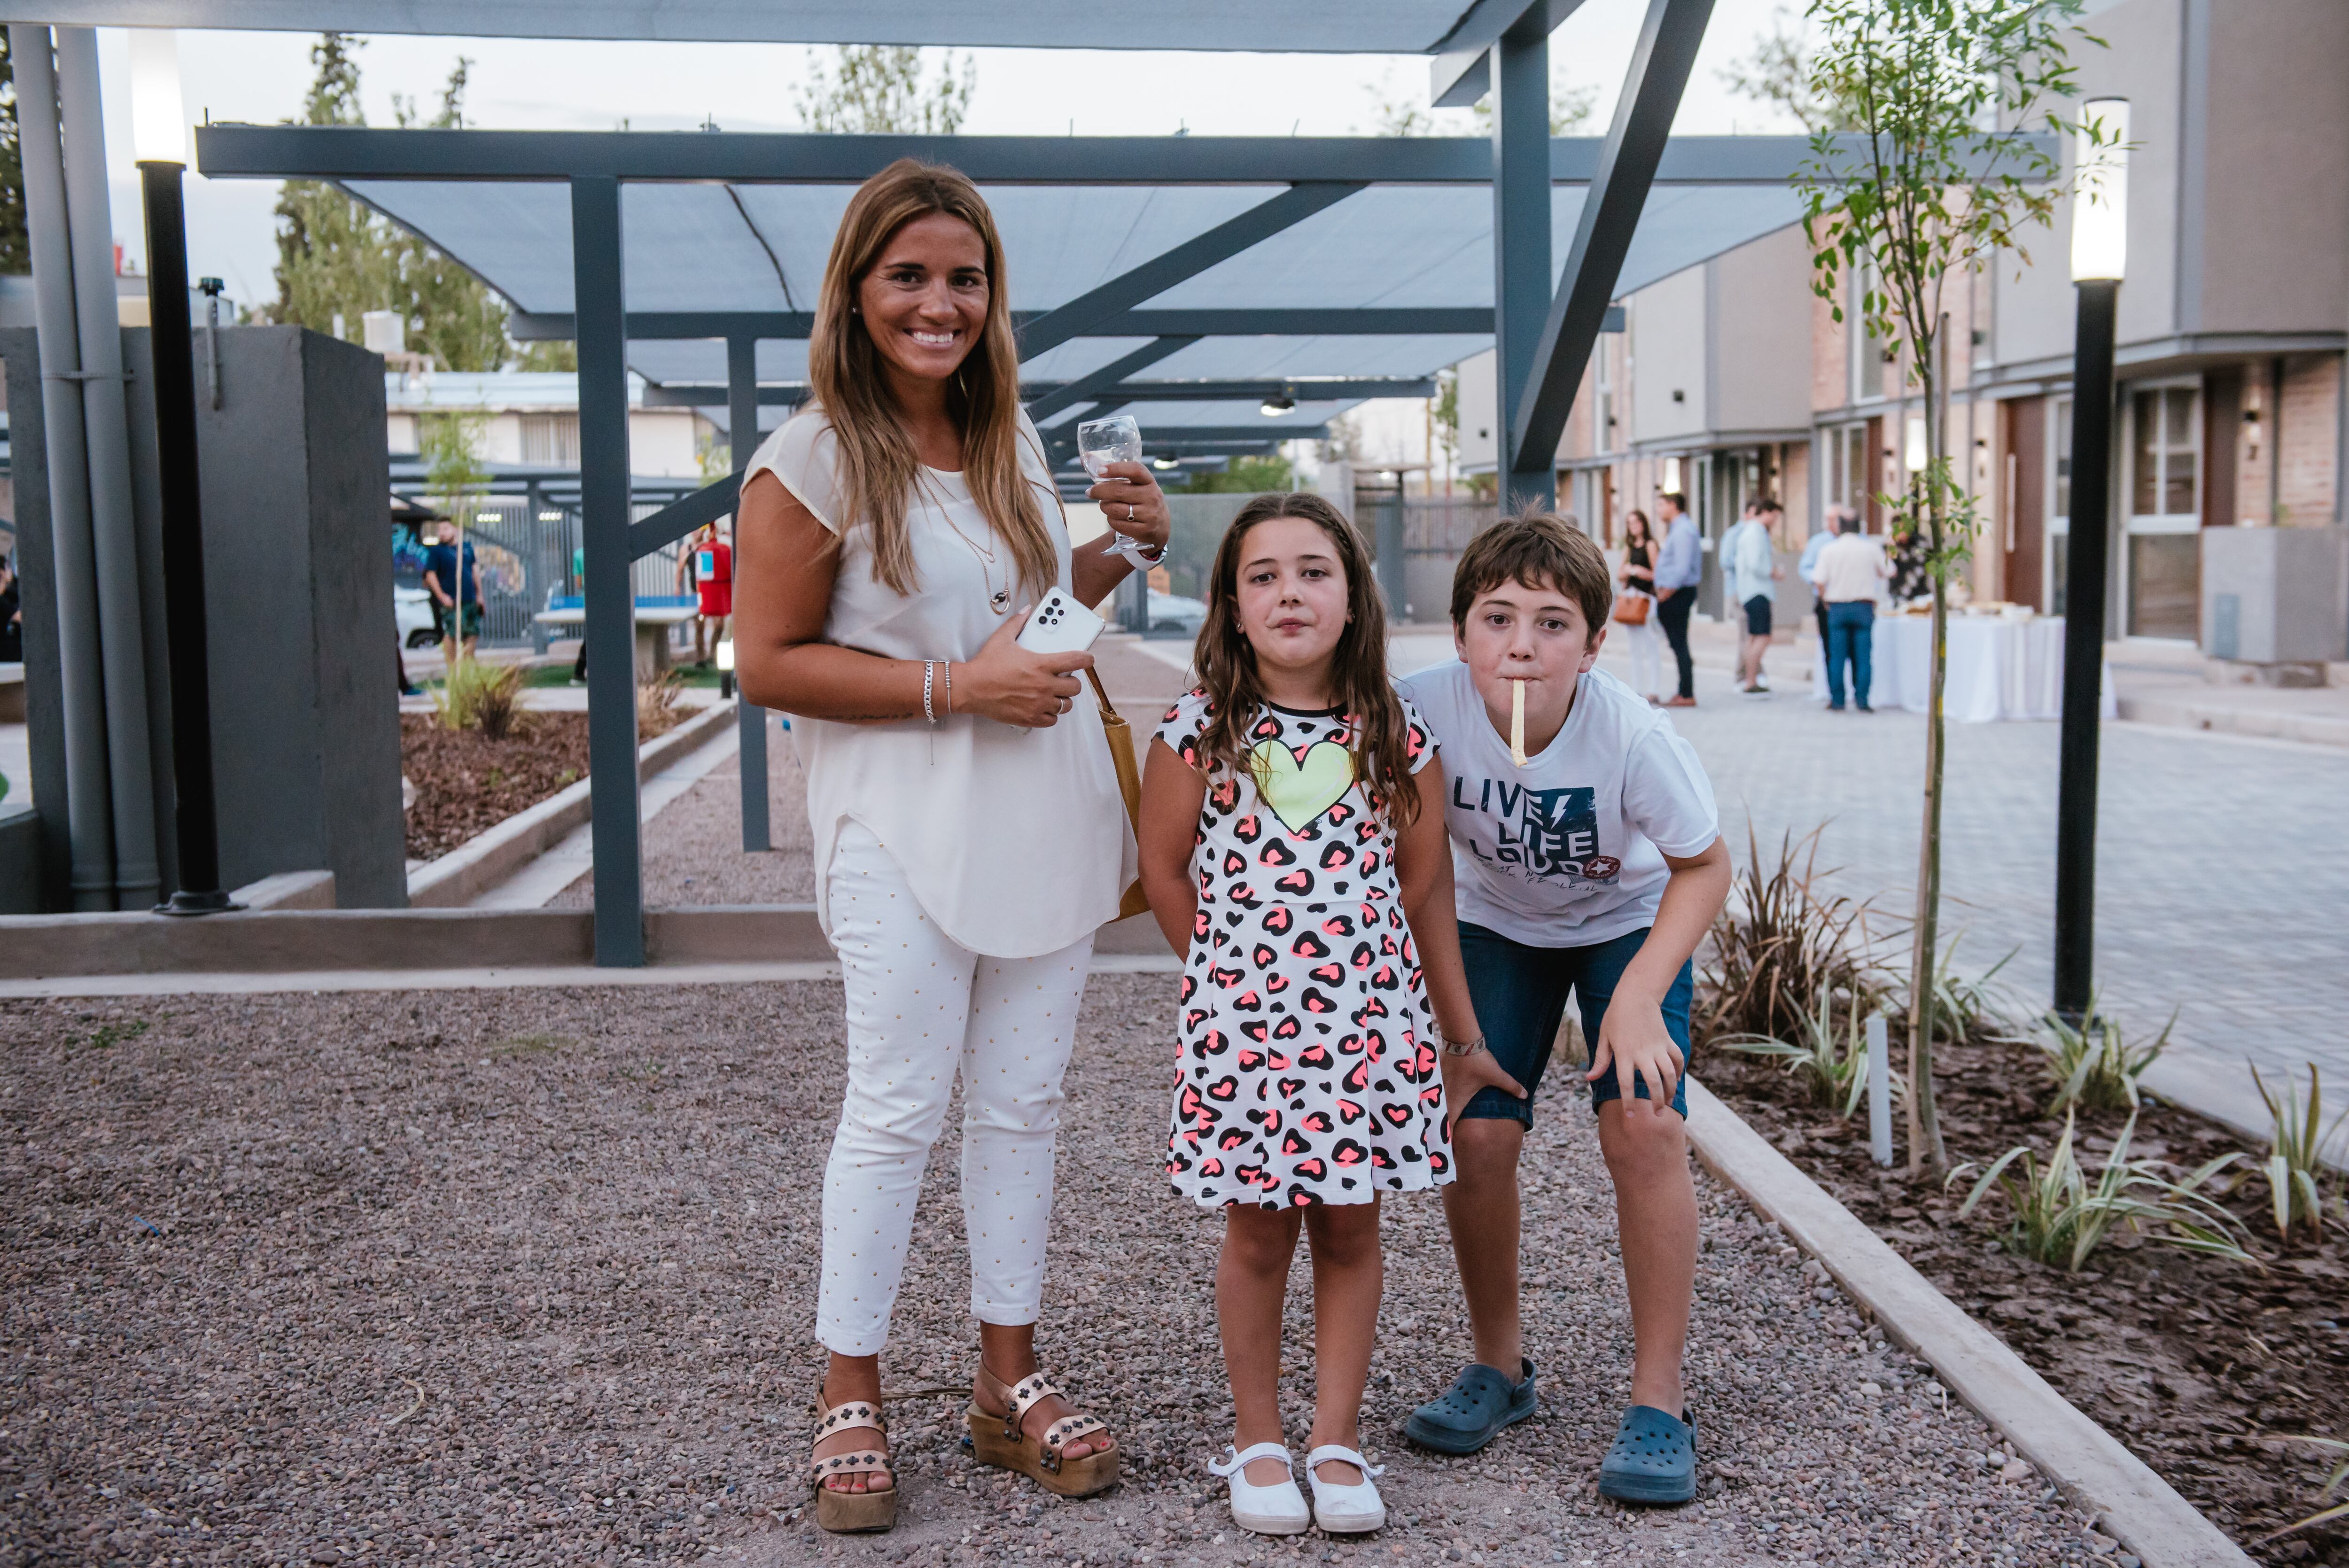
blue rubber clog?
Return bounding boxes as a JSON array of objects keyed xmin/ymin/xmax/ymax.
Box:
[
  {"xmin": 1402, "ymin": 1358, "xmax": 1537, "ymax": 1455},
  {"xmin": 1598, "ymin": 1404, "xmax": 1698, "ymax": 1504}
]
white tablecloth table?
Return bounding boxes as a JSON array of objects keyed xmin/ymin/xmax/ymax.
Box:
[{"xmin": 1810, "ymin": 613, "xmax": 2115, "ymax": 722}]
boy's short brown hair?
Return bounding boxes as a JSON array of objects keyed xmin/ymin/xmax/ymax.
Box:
[{"xmin": 1449, "ymin": 509, "xmax": 1614, "ymax": 641}]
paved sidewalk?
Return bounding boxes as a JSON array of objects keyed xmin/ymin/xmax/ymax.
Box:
[{"xmin": 1558, "ymin": 637, "xmax": 2349, "ymax": 1145}]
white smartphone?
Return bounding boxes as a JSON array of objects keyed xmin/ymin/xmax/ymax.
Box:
[{"xmin": 1013, "ymin": 586, "xmax": 1106, "ymax": 656}]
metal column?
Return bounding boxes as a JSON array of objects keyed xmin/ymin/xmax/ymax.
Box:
[
  {"xmin": 571, "ymin": 175, "xmax": 644, "ymax": 966},
  {"xmin": 729, "ymin": 333, "xmax": 770, "ymax": 853},
  {"xmin": 57, "ymin": 27, "xmax": 159, "ymax": 908},
  {"xmin": 2052, "ymin": 279, "xmax": 2118, "ymax": 1024},
  {"xmin": 12, "ymin": 25, "xmax": 113, "ymax": 910},
  {"xmin": 1489, "ymin": 22, "xmax": 1553, "ymax": 510}
]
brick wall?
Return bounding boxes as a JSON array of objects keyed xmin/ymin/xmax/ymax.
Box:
[{"xmin": 2277, "ymin": 353, "xmax": 2341, "ymax": 525}]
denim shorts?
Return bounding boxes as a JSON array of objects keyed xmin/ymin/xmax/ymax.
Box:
[{"xmin": 1455, "ymin": 921, "xmax": 1693, "ymax": 1127}]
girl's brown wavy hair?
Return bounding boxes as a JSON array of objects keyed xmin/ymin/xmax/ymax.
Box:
[
  {"xmin": 1191, "ymin": 492, "xmax": 1418, "ymax": 830},
  {"xmin": 807, "ymin": 158, "xmax": 1055, "ymax": 600}
]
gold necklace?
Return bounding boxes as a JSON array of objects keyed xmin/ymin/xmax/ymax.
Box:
[{"xmin": 937, "ymin": 495, "xmax": 1011, "ymax": 615}]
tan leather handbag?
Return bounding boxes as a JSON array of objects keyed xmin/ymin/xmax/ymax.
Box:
[
  {"xmin": 1087, "ymin": 668, "xmax": 1153, "ymax": 921},
  {"xmin": 1612, "ymin": 590, "xmax": 1652, "ymax": 627}
]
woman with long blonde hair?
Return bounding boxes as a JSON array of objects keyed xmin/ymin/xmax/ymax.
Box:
[{"xmin": 735, "ymin": 159, "xmax": 1168, "ymax": 1534}]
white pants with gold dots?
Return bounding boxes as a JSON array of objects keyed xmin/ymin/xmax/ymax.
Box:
[{"xmin": 816, "ymin": 821, "xmax": 1095, "ymax": 1358}]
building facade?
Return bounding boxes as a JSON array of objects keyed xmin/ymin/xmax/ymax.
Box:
[{"xmin": 1460, "ymin": 0, "xmax": 2348, "ymax": 645}]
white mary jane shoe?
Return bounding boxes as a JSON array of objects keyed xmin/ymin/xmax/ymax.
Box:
[
  {"xmin": 1305, "ymin": 1444, "xmax": 1387, "ymax": 1534},
  {"xmin": 1208, "ymin": 1441, "xmax": 1311, "ymax": 1536}
]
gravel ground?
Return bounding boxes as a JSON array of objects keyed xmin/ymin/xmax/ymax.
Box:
[
  {"xmin": 550, "ymin": 729, "xmax": 817, "ymax": 909},
  {"xmin": 4, "ymin": 981, "xmax": 2120, "ymax": 1568}
]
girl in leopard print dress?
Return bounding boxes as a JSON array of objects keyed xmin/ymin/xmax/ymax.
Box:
[{"xmin": 1135, "ymin": 493, "xmax": 1508, "ymax": 1537}]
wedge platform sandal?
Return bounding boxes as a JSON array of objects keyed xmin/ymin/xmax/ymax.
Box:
[
  {"xmin": 965, "ymin": 1368, "xmax": 1120, "ymax": 1498},
  {"xmin": 808, "ymin": 1394, "xmax": 897, "ymax": 1534}
]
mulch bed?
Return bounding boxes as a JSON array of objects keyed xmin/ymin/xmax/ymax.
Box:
[
  {"xmin": 1700, "ymin": 1031, "xmax": 2349, "ymax": 1565},
  {"xmin": 400, "ymin": 704, "xmax": 692, "ymax": 863},
  {"xmin": 399, "ymin": 714, "xmax": 592, "ymax": 862}
]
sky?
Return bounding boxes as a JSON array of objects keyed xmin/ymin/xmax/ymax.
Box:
[{"xmin": 84, "ymin": 0, "xmax": 1805, "ymax": 472}]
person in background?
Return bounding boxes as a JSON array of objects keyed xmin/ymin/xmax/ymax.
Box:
[
  {"xmin": 1887, "ymin": 520, "xmax": 1929, "ymax": 603},
  {"xmin": 0, "ymin": 554, "xmax": 22, "ymax": 663},
  {"xmin": 1649, "ymin": 491, "xmax": 1701, "ymax": 708},
  {"xmin": 1809, "ymin": 512, "xmax": 1891, "ymax": 713},
  {"xmin": 1797, "ymin": 508, "xmax": 1843, "ymax": 656},
  {"xmin": 422, "ymin": 520, "xmax": 482, "ymax": 668},
  {"xmin": 1616, "ymin": 510, "xmax": 1664, "ymax": 705},
  {"xmin": 682, "ymin": 522, "xmax": 734, "ymax": 666},
  {"xmin": 1719, "ymin": 499, "xmax": 1781, "ymax": 698}
]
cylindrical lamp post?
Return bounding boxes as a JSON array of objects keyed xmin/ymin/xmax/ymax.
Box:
[
  {"xmin": 2053, "ymin": 99, "xmax": 2128, "ymax": 1022},
  {"xmin": 132, "ymin": 30, "xmax": 233, "ymax": 914}
]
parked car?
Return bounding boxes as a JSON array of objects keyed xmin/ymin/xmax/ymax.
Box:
[
  {"xmin": 396, "ymin": 584, "xmax": 438, "ymax": 648},
  {"xmin": 1148, "ymin": 590, "xmax": 1209, "ymax": 635}
]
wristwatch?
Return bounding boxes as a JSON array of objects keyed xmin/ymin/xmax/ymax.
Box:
[{"xmin": 1441, "ymin": 1034, "xmax": 1487, "ymax": 1058}]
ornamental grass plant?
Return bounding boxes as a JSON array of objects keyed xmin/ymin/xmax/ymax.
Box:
[
  {"xmin": 1719, "ymin": 987, "xmax": 1878, "ymax": 1120},
  {"xmin": 2250, "ymin": 1062, "xmax": 2347, "ymax": 1243},
  {"xmin": 2036, "ymin": 1002, "xmax": 2171, "ymax": 1114},
  {"xmin": 1703, "ymin": 824, "xmax": 1891, "ymax": 1047},
  {"xmin": 1951, "ymin": 1109, "xmax": 2253, "ymax": 1273},
  {"xmin": 432, "ymin": 655, "xmax": 527, "ymax": 741}
]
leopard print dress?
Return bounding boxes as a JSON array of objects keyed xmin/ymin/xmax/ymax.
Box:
[{"xmin": 1156, "ymin": 689, "xmax": 1454, "ymax": 1210}]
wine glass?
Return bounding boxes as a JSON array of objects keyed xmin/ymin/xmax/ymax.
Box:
[{"xmin": 1077, "ymin": 414, "xmax": 1145, "ymax": 555}]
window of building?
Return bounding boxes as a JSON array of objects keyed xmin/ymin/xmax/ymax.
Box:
[
  {"xmin": 520, "ymin": 412, "xmax": 581, "ymax": 466},
  {"xmin": 2047, "ymin": 395, "xmax": 2071, "ymax": 618},
  {"xmin": 1825, "ymin": 422, "xmax": 1870, "ymax": 513},
  {"xmin": 2123, "ymin": 382, "xmax": 2201, "ymax": 639}
]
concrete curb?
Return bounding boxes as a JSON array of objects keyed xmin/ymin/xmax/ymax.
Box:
[
  {"xmin": 1682, "ymin": 1076, "xmax": 2252, "ymax": 1568},
  {"xmin": 2116, "ymin": 693, "xmax": 2349, "ymax": 749},
  {"xmin": 404, "ymin": 700, "xmax": 737, "ymax": 908}
]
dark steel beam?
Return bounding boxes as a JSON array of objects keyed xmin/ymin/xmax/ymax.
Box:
[
  {"xmin": 1024, "ymin": 336, "xmax": 1198, "ymax": 424},
  {"xmin": 203, "ymin": 123, "xmax": 2044, "ymax": 187},
  {"xmin": 729, "ymin": 332, "xmax": 770, "ymax": 856},
  {"xmin": 1429, "ymin": 0, "xmax": 1594, "ymax": 109},
  {"xmin": 1016, "ymin": 183, "xmax": 1364, "ymax": 361},
  {"xmin": 516, "ymin": 306, "xmax": 1499, "ymax": 342},
  {"xmin": 1509, "ymin": 0, "xmax": 1717, "ymax": 492},
  {"xmin": 572, "ymin": 174, "xmax": 644, "ymax": 967},
  {"xmin": 1489, "ymin": 17, "xmax": 1552, "ymax": 504},
  {"xmin": 626, "ymin": 473, "xmax": 742, "ymax": 561},
  {"xmin": 646, "ymin": 370, "xmax": 1425, "ymax": 411}
]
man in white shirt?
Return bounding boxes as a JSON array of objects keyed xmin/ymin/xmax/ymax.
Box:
[
  {"xmin": 1807, "ymin": 513, "xmax": 1891, "ymax": 712},
  {"xmin": 1719, "ymin": 500, "xmax": 1781, "ymax": 697}
]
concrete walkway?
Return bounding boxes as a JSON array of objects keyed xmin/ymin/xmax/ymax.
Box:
[{"xmin": 1540, "ymin": 623, "xmax": 2349, "ymax": 1147}]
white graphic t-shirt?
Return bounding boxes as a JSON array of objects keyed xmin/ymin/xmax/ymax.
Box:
[{"xmin": 1394, "ymin": 661, "xmax": 1719, "ymax": 948}]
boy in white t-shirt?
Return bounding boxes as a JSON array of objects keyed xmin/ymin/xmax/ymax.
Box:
[{"xmin": 1394, "ymin": 512, "xmax": 1730, "ymax": 1505}]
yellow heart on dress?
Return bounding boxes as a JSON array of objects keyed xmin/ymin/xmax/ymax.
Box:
[{"xmin": 1249, "ymin": 739, "xmax": 1356, "ymax": 834}]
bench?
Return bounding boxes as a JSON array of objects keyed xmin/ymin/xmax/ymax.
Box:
[{"xmin": 534, "ymin": 596, "xmax": 702, "ymax": 679}]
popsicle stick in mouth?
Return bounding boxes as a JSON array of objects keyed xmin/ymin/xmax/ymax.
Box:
[{"xmin": 1509, "ymin": 677, "xmax": 1528, "ymax": 767}]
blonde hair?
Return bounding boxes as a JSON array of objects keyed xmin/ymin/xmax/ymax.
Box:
[{"xmin": 807, "ymin": 159, "xmax": 1055, "ymax": 599}]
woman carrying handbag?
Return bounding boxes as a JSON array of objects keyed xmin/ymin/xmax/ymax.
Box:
[
  {"xmin": 733, "ymin": 158, "xmax": 1165, "ymax": 1535},
  {"xmin": 1615, "ymin": 509, "xmax": 1665, "ymax": 704}
]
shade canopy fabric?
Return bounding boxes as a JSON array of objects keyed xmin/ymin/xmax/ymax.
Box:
[{"xmin": 348, "ymin": 172, "xmax": 1804, "ymax": 433}]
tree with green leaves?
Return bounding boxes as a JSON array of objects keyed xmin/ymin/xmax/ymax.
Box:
[
  {"xmin": 1175, "ymin": 454, "xmax": 1294, "ymax": 495},
  {"xmin": 1363, "ymin": 68, "xmax": 1594, "ymax": 138},
  {"xmin": 271, "ymin": 34, "xmax": 508, "ymax": 371},
  {"xmin": 0, "ymin": 31, "xmax": 29, "ymax": 275},
  {"xmin": 1718, "ymin": 6, "xmax": 1862, "ymax": 133},
  {"xmin": 794, "ymin": 46, "xmax": 974, "ymax": 134},
  {"xmin": 1795, "ymin": 0, "xmax": 2092, "ymax": 1172}
]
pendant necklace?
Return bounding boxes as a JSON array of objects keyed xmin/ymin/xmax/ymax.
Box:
[{"xmin": 943, "ymin": 505, "xmax": 1011, "ymax": 614}]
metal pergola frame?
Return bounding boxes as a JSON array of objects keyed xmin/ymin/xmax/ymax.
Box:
[{"xmin": 189, "ymin": 0, "xmax": 2050, "ymax": 965}]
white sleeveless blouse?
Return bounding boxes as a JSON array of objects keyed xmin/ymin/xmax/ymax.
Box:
[{"xmin": 746, "ymin": 406, "xmax": 1136, "ymax": 958}]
